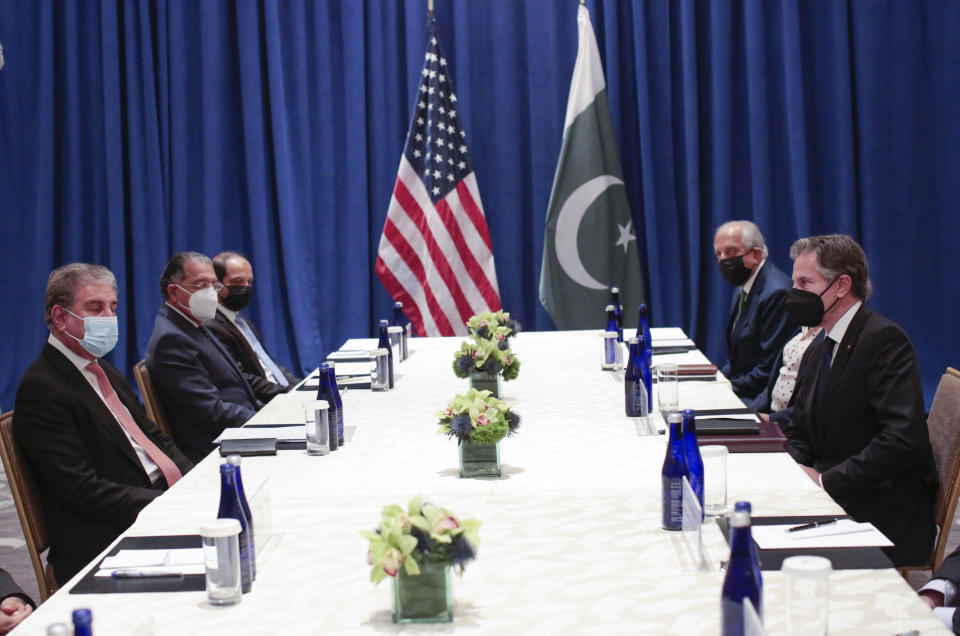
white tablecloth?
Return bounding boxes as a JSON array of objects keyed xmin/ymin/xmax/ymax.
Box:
[{"xmin": 17, "ymin": 330, "xmax": 947, "ymax": 635}]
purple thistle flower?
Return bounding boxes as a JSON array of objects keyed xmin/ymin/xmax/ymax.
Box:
[
  {"xmin": 455, "ymin": 355, "xmax": 473, "ymax": 375},
  {"xmin": 410, "ymin": 527, "xmax": 436, "ymax": 555},
  {"xmin": 448, "ymin": 535, "xmax": 476, "ymax": 567},
  {"xmin": 505, "ymin": 410, "xmax": 521, "ymax": 435},
  {"xmin": 450, "ymin": 413, "xmax": 473, "ymax": 439},
  {"xmin": 482, "ymin": 357, "xmax": 502, "ymax": 374},
  {"xmin": 476, "ymin": 325, "xmax": 491, "ymax": 339},
  {"xmin": 497, "ymin": 339, "xmax": 509, "ymax": 351}
]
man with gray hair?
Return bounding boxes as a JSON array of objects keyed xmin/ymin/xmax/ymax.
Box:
[
  {"xmin": 713, "ymin": 220, "xmax": 794, "ymax": 400},
  {"xmin": 783, "ymin": 234, "xmax": 936, "ymax": 567},
  {"xmin": 146, "ymin": 252, "xmax": 272, "ymax": 462},
  {"xmin": 14, "ymin": 263, "xmax": 192, "ymax": 584}
]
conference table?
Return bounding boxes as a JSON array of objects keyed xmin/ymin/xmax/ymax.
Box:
[{"xmin": 16, "ymin": 330, "xmax": 948, "ymax": 634}]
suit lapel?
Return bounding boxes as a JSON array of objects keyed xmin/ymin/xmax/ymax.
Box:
[
  {"xmin": 166, "ymin": 306, "xmax": 258, "ymax": 403},
  {"xmin": 819, "ymin": 305, "xmax": 871, "ymax": 414},
  {"xmin": 41, "ymin": 345, "xmax": 146, "ymax": 474}
]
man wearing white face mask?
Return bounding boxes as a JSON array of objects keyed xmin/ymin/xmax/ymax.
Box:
[
  {"xmin": 13, "ymin": 263, "xmax": 193, "ymax": 585},
  {"xmin": 146, "ymin": 252, "xmax": 274, "ymax": 462}
]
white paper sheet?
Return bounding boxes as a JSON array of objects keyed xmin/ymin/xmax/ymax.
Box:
[
  {"xmin": 96, "ymin": 548, "xmax": 206, "ymax": 577},
  {"xmin": 751, "ymin": 519, "xmax": 893, "ymax": 549}
]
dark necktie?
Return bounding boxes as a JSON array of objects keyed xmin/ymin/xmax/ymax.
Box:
[
  {"xmin": 734, "ymin": 288, "xmax": 748, "ymax": 324},
  {"xmin": 814, "ymin": 337, "xmax": 836, "ymax": 410}
]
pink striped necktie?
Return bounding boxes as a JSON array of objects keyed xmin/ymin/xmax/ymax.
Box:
[{"xmin": 86, "ymin": 361, "xmax": 182, "ymax": 487}]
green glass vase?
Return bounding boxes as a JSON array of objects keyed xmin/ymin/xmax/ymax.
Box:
[
  {"xmin": 458, "ymin": 440, "xmax": 502, "ymax": 478},
  {"xmin": 468, "ymin": 370, "xmax": 501, "ymax": 398},
  {"xmin": 391, "ymin": 561, "xmax": 453, "ymax": 623}
]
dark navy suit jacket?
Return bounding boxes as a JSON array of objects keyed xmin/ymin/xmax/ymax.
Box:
[
  {"xmin": 721, "ymin": 260, "xmax": 795, "ymax": 400},
  {"xmin": 931, "ymin": 548, "xmax": 960, "ymax": 632},
  {"xmin": 14, "ymin": 343, "xmax": 192, "ymax": 583},
  {"xmin": 785, "ymin": 304, "xmax": 937, "ymax": 567},
  {"xmin": 146, "ymin": 303, "xmax": 262, "ymax": 462}
]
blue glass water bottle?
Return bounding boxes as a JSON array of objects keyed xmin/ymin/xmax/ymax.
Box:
[
  {"xmin": 624, "ymin": 338, "xmax": 648, "ymax": 418},
  {"xmin": 326, "ymin": 364, "xmax": 345, "ymax": 446},
  {"xmin": 637, "ymin": 303, "xmax": 652, "ymax": 360},
  {"xmin": 733, "ymin": 501, "xmax": 763, "ymax": 603},
  {"xmin": 721, "ymin": 505, "xmax": 762, "ymax": 635},
  {"xmin": 681, "ymin": 409, "xmax": 705, "ymax": 516},
  {"xmin": 609, "ymin": 287, "xmax": 623, "ymax": 341},
  {"xmin": 71, "ymin": 609, "xmax": 93, "ymax": 636},
  {"xmin": 225, "ymin": 455, "xmax": 256, "ymax": 580},
  {"xmin": 317, "ymin": 363, "xmax": 339, "ymax": 451},
  {"xmin": 377, "ymin": 320, "xmax": 395, "ymax": 389},
  {"xmin": 661, "ymin": 413, "xmax": 686, "ymax": 530},
  {"xmin": 218, "ymin": 463, "xmax": 253, "ymax": 593},
  {"xmin": 636, "ymin": 331, "xmax": 653, "ymax": 412}
]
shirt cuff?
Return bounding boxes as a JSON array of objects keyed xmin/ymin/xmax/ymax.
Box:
[
  {"xmin": 932, "ymin": 606, "xmax": 956, "ymax": 630},
  {"xmin": 922, "ymin": 578, "xmax": 959, "ymax": 606}
]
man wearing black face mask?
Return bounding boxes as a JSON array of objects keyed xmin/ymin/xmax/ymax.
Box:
[
  {"xmin": 784, "ymin": 234, "xmax": 936, "ymax": 567},
  {"xmin": 206, "ymin": 251, "xmax": 301, "ymax": 391},
  {"xmin": 713, "ymin": 221, "xmax": 795, "ymax": 401}
]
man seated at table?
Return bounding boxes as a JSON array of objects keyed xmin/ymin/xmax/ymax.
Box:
[
  {"xmin": 919, "ymin": 546, "xmax": 960, "ymax": 632},
  {"xmin": 14, "ymin": 264, "xmax": 192, "ymax": 584},
  {"xmin": 747, "ymin": 326, "xmax": 821, "ymax": 430},
  {"xmin": 783, "ymin": 234, "xmax": 937, "ymax": 567},
  {"xmin": 0, "ymin": 568, "xmax": 34, "ymax": 635},
  {"xmin": 713, "ymin": 220, "xmax": 794, "ymax": 401},
  {"xmin": 146, "ymin": 252, "xmax": 275, "ymax": 462},
  {"xmin": 206, "ymin": 251, "xmax": 300, "ymax": 391}
]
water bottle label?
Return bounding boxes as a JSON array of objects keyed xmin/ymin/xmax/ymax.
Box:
[{"xmin": 665, "ymin": 478, "xmax": 683, "ymax": 525}]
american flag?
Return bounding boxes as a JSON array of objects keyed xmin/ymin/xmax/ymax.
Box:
[{"xmin": 376, "ymin": 21, "xmax": 501, "ymax": 337}]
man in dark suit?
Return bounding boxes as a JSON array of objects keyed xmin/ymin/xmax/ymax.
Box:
[
  {"xmin": 714, "ymin": 221, "xmax": 795, "ymax": 401},
  {"xmin": 14, "ymin": 264, "xmax": 193, "ymax": 585},
  {"xmin": 206, "ymin": 251, "xmax": 300, "ymax": 390},
  {"xmin": 919, "ymin": 547, "xmax": 960, "ymax": 632},
  {"xmin": 783, "ymin": 234, "xmax": 936, "ymax": 567},
  {"xmin": 0, "ymin": 568, "xmax": 33, "ymax": 634},
  {"xmin": 146, "ymin": 252, "xmax": 278, "ymax": 462}
]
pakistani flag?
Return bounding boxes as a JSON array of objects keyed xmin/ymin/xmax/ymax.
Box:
[{"xmin": 539, "ymin": 4, "xmax": 645, "ymax": 330}]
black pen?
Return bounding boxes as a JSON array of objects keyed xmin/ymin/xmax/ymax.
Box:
[{"xmin": 787, "ymin": 519, "xmax": 838, "ymax": 533}]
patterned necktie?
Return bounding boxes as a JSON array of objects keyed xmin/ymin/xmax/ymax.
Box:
[
  {"xmin": 233, "ymin": 314, "xmax": 289, "ymax": 387},
  {"xmin": 86, "ymin": 361, "xmax": 182, "ymax": 487}
]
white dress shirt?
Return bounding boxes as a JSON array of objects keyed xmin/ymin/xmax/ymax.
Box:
[{"xmin": 47, "ymin": 334, "xmax": 160, "ymax": 482}]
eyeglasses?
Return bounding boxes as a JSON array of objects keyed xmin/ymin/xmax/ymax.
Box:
[{"xmin": 183, "ymin": 280, "xmax": 223, "ymax": 291}]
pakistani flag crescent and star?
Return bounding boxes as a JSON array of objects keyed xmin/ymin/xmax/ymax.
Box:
[{"xmin": 539, "ymin": 3, "xmax": 645, "ymax": 330}]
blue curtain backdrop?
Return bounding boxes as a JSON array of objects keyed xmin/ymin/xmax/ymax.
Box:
[{"xmin": 1, "ymin": 0, "xmax": 958, "ymax": 409}]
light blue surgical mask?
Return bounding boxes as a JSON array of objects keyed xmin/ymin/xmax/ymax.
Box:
[{"xmin": 61, "ymin": 308, "xmax": 119, "ymax": 358}]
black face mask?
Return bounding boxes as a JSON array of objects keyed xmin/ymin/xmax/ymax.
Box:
[
  {"xmin": 718, "ymin": 254, "xmax": 753, "ymax": 287},
  {"xmin": 222, "ymin": 285, "xmax": 252, "ymax": 311},
  {"xmin": 785, "ymin": 278, "xmax": 839, "ymax": 327}
]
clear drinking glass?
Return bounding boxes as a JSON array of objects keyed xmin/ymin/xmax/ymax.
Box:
[
  {"xmin": 657, "ymin": 363, "xmax": 679, "ymax": 412},
  {"xmin": 371, "ymin": 348, "xmax": 389, "ymax": 391},
  {"xmin": 303, "ymin": 400, "xmax": 330, "ymax": 455},
  {"xmin": 701, "ymin": 445, "xmax": 728, "ymax": 516},
  {"xmin": 601, "ymin": 331, "xmax": 622, "ymax": 370},
  {"xmin": 783, "ymin": 555, "xmax": 831, "ymax": 636},
  {"xmin": 201, "ymin": 519, "xmax": 242, "ymax": 606}
]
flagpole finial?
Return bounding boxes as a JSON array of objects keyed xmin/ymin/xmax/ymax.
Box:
[{"xmin": 428, "ymin": 0, "xmax": 434, "ymax": 17}]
